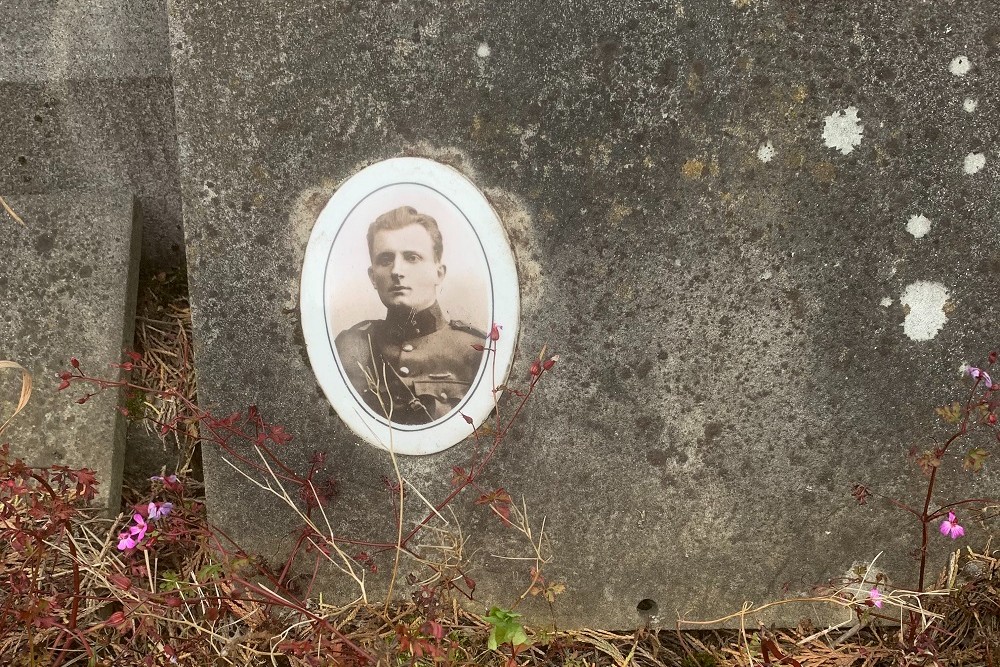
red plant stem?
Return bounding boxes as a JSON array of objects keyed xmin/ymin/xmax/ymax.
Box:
[
  {"xmin": 67, "ymin": 352, "xmax": 554, "ymax": 618},
  {"xmin": 908, "ymin": 378, "xmax": 979, "ymax": 643},
  {"xmin": 395, "ymin": 370, "xmax": 545, "ymax": 550},
  {"xmin": 916, "ymin": 416, "xmax": 970, "ymax": 592},
  {"xmin": 232, "ymin": 576, "xmax": 376, "ymax": 663}
]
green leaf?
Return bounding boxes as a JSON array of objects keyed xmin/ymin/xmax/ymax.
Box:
[
  {"xmin": 963, "ymin": 447, "xmax": 990, "ymax": 472},
  {"xmin": 935, "ymin": 402, "xmax": 962, "ymax": 424},
  {"xmin": 484, "ymin": 606, "xmax": 529, "ymax": 650},
  {"xmin": 158, "ymin": 570, "xmax": 181, "ymax": 592}
]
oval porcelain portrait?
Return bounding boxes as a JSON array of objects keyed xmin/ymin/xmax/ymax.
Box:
[{"xmin": 300, "ymin": 158, "xmax": 520, "ymax": 455}]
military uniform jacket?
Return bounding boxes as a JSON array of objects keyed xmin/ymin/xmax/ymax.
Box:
[{"xmin": 334, "ymin": 303, "xmax": 486, "ymax": 424}]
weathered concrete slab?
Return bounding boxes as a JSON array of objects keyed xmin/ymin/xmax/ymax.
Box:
[
  {"xmin": 168, "ymin": 0, "xmax": 999, "ymax": 628},
  {"xmin": 0, "ymin": 0, "xmax": 184, "ymax": 271},
  {"xmin": 0, "ymin": 0, "xmax": 171, "ymax": 82},
  {"xmin": 0, "ymin": 192, "xmax": 142, "ymax": 511}
]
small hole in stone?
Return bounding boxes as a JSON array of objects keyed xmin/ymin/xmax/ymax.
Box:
[{"xmin": 636, "ymin": 598, "xmax": 658, "ymax": 616}]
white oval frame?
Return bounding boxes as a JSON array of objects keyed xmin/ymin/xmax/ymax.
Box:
[{"xmin": 300, "ymin": 158, "xmax": 520, "ymax": 455}]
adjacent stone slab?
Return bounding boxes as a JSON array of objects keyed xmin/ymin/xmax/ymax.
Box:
[
  {"xmin": 0, "ymin": 192, "xmax": 142, "ymax": 511},
  {"xmin": 0, "ymin": 0, "xmax": 171, "ymax": 82},
  {"xmin": 169, "ymin": 1, "xmax": 1000, "ymax": 628},
  {"xmin": 0, "ymin": 1, "xmax": 184, "ymax": 270}
]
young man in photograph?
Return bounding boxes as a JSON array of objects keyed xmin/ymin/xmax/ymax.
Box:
[{"xmin": 335, "ymin": 206, "xmax": 486, "ymax": 424}]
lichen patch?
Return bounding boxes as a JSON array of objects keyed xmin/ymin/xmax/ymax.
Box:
[
  {"xmin": 964, "ymin": 152, "xmax": 986, "ymax": 175},
  {"xmin": 900, "ymin": 281, "xmax": 950, "ymax": 341},
  {"xmin": 906, "ymin": 214, "xmax": 931, "ymax": 239},
  {"xmin": 822, "ymin": 107, "xmax": 864, "ymax": 155}
]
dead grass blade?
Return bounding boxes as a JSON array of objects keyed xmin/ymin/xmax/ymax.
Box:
[
  {"xmin": 0, "ymin": 195, "xmax": 25, "ymax": 226},
  {"xmin": 0, "ymin": 361, "xmax": 32, "ymax": 435}
]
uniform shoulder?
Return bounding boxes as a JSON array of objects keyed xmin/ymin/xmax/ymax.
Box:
[
  {"xmin": 345, "ymin": 319, "xmax": 379, "ymax": 333},
  {"xmin": 335, "ymin": 320, "xmax": 380, "ymax": 344},
  {"xmin": 448, "ymin": 320, "xmax": 487, "ymax": 339}
]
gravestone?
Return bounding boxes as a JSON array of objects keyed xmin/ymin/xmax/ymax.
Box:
[
  {"xmin": 0, "ymin": 192, "xmax": 142, "ymax": 512},
  {"xmin": 168, "ymin": 1, "xmax": 999, "ymax": 628}
]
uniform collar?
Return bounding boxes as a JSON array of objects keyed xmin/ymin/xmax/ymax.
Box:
[{"xmin": 384, "ymin": 302, "xmax": 446, "ymax": 341}]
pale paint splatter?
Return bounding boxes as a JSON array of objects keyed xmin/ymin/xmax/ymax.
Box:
[
  {"xmin": 757, "ymin": 140, "xmax": 775, "ymax": 163},
  {"xmin": 963, "ymin": 98, "xmax": 978, "ymax": 113},
  {"xmin": 949, "ymin": 55, "xmax": 971, "ymax": 76},
  {"xmin": 964, "ymin": 152, "xmax": 986, "ymax": 175},
  {"xmin": 900, "ymin": 281, "xmax": 950, "ymax": 341},
  {"xmin": 906, "ymin": 214, "xmax": 932, "ymax": 239},
  {"xmin": 880, "ymin": 297, "xmax": 892, "ymax": 307},
  {"xmin": 476, "ymin": 43, "xmax": 491, "ymax": 58},
  {"xmin": 822, "ymin": 107, "xmax": 864, "ymax": 155}
]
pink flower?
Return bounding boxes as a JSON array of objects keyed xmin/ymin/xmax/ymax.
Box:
[
  {"xmin": 128, "ymin": 514, "xmax": 148, "ymax": 542},
  {"xmin": 939, "ymin": 512, "xmax": 965, "ymax": 539},
  {"xmin": 966, "ymin": 367, "xmax": 993, "ymax": 389},
  {"xmin": 147, "ymin": 501, "xmax": 173, "ymax": 521},
  {"xmin": 150, "ymin": 474, "xmax": 179, "ymax": 484},
  {"xmin": 868, "ymin": 587, "xmax": 884, "ymax": 609},
  {"xmin": 117, "ymin": 531, "xmax": 137, "ymax": 551}
]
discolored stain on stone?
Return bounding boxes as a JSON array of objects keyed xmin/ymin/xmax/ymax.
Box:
[{"xmin": 646, "ymin": 449, "xmax": 669, "ymax": 466}]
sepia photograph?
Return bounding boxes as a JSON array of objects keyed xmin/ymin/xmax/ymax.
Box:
[
  {"xmin": 300, "ymin": 157, "xmax": 520, "ymax": 455},
  {"xmin": 326, "ymin": 189, "xmax": 490, "ymax": 425}
]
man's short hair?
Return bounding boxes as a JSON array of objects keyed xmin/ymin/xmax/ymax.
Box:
[{"xmin": 367, "ymin": 206, "xmax": 444, "ymax": 262}]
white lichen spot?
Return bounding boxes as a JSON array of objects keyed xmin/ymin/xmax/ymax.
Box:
[
  {"xmin": 757, "ymin": 140, "xmax": 775, "ymax": 163},
  {"xmin": 963, "ymin": 98, "xmax": 978, "ymax": 113},
  {"xmin": 949, "ymin": 55, "xmax": 971, "ymax": 76},
  {"xmin": 880, "ymin": 297, "xmax": 893, "ymax": 307},
  {"xmin": 822, "ymin": 106, "xmax": 864, "ymax": 155},
  {"xmin": 759, "ymin": 269, "xmax": 773, "ymax": 281},
  {"xmin": 476, "ymin": 42, "xmax": 491, "ymax": 59},
  {"xmin": 900, "ymin": 281, "xmax": 950, "ymax": 341},
  {"xmin": 906, "ymin": 214, "xmax": 932, "ymax": 239},
  {"xmin": 964, "ymin": 152, "xmax": 986, "ymax": 175}
]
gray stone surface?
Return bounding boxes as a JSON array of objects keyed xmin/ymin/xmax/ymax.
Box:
[
  {"xmin": 0, "ymin": 192, "xmax": 142, "ymax": 511},
  {"xmin": 168, "ymin": 1, "xmax": 1000, "ymax": 628},
  {"xmin": 0, "ymin": 0, "xmax": 184, "ymax": 270}
]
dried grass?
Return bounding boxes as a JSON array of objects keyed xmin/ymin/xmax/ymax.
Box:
[
  {"xmin": 133, "ymin": 270, "xmax": 198, "ymax": 472},
  {"xmin": 0, "ymin": 360, "xmax": 32, "ymax": 436}
]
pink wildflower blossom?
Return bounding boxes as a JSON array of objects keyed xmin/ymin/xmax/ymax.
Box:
[
  {"xmin": 868, "ymin": 587, "xmax": 884, "ymax": 609},
  {"xmin": 150, "ymin": 474, "xmax": 178, "ymax": 484},
  {"xmin": 966, "ymin": 367, "xmax": 993, "ymax": 389},
  {"xmin": 117, "ymin": 531, "xmax": 137, "ymax": 550},
  {"xmin": 129, "ymin": 514, "xmax": 148, "ymax": 542},
  {"xmin": 117, "ymin": 513, "xmax": 151, "ymax": 551},
  {"xmin": 147, "ymin": 501, "xmax": 174, "ymax": 521},
  {"xmin": 939, "ymin": 512, "xmax": 965, "ymax": 539}
]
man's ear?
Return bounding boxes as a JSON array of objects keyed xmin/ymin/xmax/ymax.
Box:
[
  {"xmin": 437, "ymin": 263, "xmax": 447, "ymax": 283},
  {"xmin": 368, "ymin": 266, "xmax": 376, "ymax": 287}
]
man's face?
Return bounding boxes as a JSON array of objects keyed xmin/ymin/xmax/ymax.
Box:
[{"xmin": 368, "ymin": 224, "xmax": 445, "ymax": 313}]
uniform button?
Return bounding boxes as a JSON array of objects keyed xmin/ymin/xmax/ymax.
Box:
[
  {"xmin": 401, "ymin": 344, "xmax": 414, "ymax": 352},
  {"xmin": 439, "ymin": 391, "xmax": 449, "ymax": 400},
  {"xmin": 399, "ymin": 366, "xmax": 410, "ymax": 376}
]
